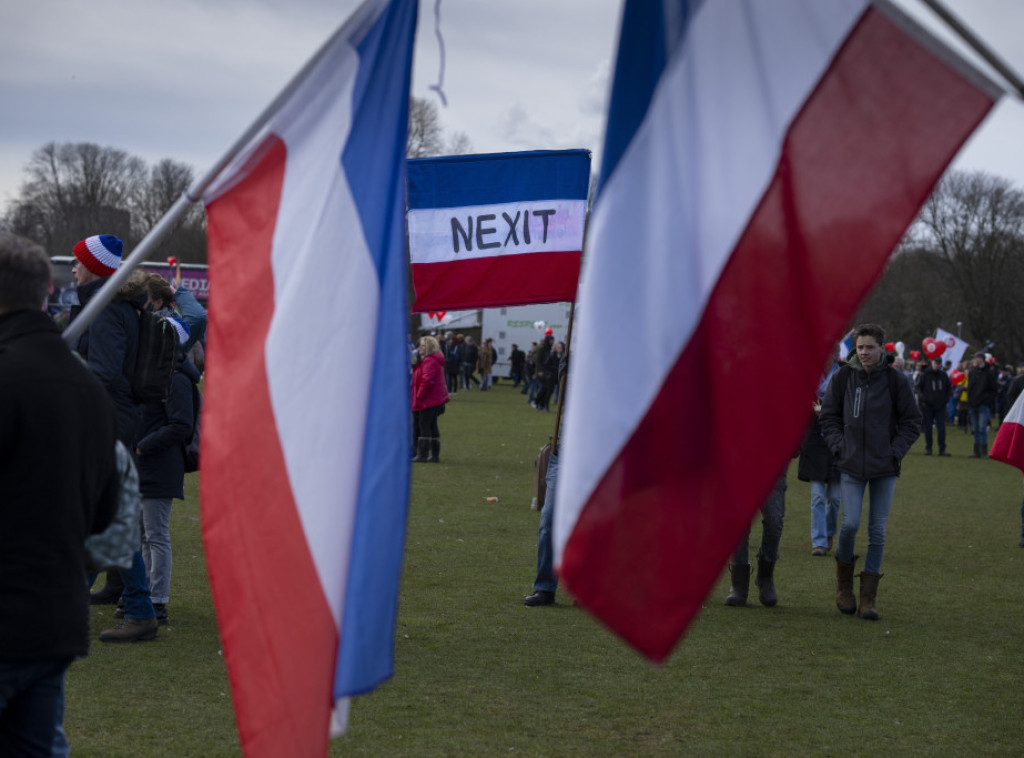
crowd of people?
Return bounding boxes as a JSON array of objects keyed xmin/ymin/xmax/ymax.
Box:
[{"xmin": 0, "ymin": 231, "xmax": 206, "ymax": 754}]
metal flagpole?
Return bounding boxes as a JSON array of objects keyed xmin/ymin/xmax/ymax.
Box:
[
  {"xmin": 62, "ymin": 0, "xmax": 384, "ymax": 346},
  {"xmin": 917, "ymin": 0, "xmax": 1024, "ymax": 99}
]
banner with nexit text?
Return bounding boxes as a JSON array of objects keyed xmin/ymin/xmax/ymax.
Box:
[{"xmin": 407, "ymin": 150, "xmax": 590, "ymax": 311}]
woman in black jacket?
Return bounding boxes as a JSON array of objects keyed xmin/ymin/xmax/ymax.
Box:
[{"xmin": 134, "ymin": 309, "xmax": 199, "ymax": 626}]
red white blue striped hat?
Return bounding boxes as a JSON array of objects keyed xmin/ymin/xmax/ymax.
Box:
[{"xmin": 72, "ymin": 234, "xmax": 123, "ymax": 277}]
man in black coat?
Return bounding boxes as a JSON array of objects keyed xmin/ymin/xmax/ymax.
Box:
[
  {"xmin": 967, "ymin": 351, "xmax": 999, "ymax": 458},
  {"xmin": 917, "ymin": 357, "xmax": 953, "ymax": 456},
  {"xmin": 0, "ymin": 233, "xmax": 118, "ymax": 755}
]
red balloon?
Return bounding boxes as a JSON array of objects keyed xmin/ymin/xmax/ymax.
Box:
[
  {"xmin": 950, "ymin": 369, "xmax": 965, "ymax": 385},
  {"xmin": 885, "ymin": 342, "xmax": 895, "ymax": 353},
  {"xmin": 167, "ymin": 256, "xmax": 178, "ymax": 267},
  {"xmin": 922, "ymin": 338, "xmax": 946, "ymax": 359},
  {"xmin": 910, "ymin": 350, "xmax": 921, "ymax": 361}
]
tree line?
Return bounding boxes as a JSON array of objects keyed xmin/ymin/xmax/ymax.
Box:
[
  {"xmin": 4, "ymin": 103, "xmax": 1021, "ymax": 364},
  {"xmin": 0, "ymin": 98, "xmax": 470, "ymax": 266},
  {"xmin": 855, "ymin": 171, "xmax": 1024, "ymax": 366}
]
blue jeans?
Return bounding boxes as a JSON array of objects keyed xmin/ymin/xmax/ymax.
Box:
[
  {"xmin": 121, "ymin": 550, "xmax": 156, "ymax": 620},
  {"xmin": 837, "ymin": 473, "xmax": 896, "ymax": 574},
  {"xmin": 533, "ymin": 452, "xmax": 559, "ymax": 593},
  {"xmin": 732, "ymin": 475, "xmax": 786, "ymax": 564},
  {"xmin": 0, "ymin": 659, "xmax": 71, "ymax": 757},
  {"xmin": 921, "ymin": 404, "xmax": 947, "ymax": 453},
  {"xmin": 969, "ymin": 405, "xmax": 992, "ymax": 446},
  {"xmin": 527, "ymin": 377, "xmax": 540, "ymax": 403},
  {"xmin": 810, "ymin": 480, "xmax": 840, "ymax": 549},
  {"xmin": 142, "ymin": 498, "xmax": 173, "ymax": 605}
]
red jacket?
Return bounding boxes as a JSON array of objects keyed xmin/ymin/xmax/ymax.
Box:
[{"xmin": 412, "ymin": 352, "xmax": 449, "ymax": 411}]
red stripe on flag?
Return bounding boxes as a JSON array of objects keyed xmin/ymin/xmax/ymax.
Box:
[
  {"xmin": 411, "ymin": 251, "xmax": 580, "ymax": 312},
  {"xmin": 560, "ymin": 8, "xmax": 995, "ymax": 661},
  {"xmin": 202, "ymin": 136, "xmax": 337, "ymax": 756}
]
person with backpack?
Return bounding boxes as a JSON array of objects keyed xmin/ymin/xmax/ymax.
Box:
[
  {"xmin": 69, "ymin": 236, "xmax": 160, "ymax": 640},
  {"xmin": 132, "ymin": 275, "xmax": 201, "ymax": 626},
  {"xmin": 819, "ymin": 324, "xmax": 921, "ymax": 621}
]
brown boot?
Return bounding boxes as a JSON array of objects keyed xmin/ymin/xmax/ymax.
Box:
[
  {"xmin": 835, "ymin": 556, "xmax": 857, "ymax": 614},
  {"xmin": 858, "ymin": 571, "xmax": 882, "ymax": 620},
  {"xmin": 724, "ymin": 563, "xmax": 750, "ymax": 607},
  {"xmin": 99, "ymin": 617, "xmax": 158, "ymax": 643}
]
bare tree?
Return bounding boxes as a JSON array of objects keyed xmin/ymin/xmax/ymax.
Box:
[
  {"xmin": 854, "ymin": 171, "xmax": 1024, "ymax": 364},
  {"xmin": 910, "ymin": 170, "xmax": 1024, "ymax": 361},
  {"xmin": 407, "ymin": 96, "xmax": 473, "ymax": 158},
  {"xmin": 5, "ymin": 142, "xmax": 145, "ymax": 255},
  {"xmin": 407, "ymin": 97, "xmax": 445, "ymax": 158}
]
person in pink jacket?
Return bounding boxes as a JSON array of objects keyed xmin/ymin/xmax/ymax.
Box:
[{"xmin": 411, "ymin": 335, "xmax": 449, "ymax": 462}]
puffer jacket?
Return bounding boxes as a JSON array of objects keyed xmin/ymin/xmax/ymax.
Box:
[
  {"xmin": 411, "ymin": 352, "xmax": 449, "ymax": 411},
  {"xmin": 819, "ymin": 352, "xmax": 921, "ymax": 480}
]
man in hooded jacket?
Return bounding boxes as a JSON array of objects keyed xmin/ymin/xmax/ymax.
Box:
[{"xmin": 819, "ymin": 324, "xmax": 920, "ymax": 621}]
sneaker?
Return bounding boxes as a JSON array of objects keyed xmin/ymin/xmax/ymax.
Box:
[
  {"xmin": 811, "ymin": 546, "xmax": 828, "ymax": 556},
  {"xmin": 99, "ymin": 617, "xmax": 158, "ymax": 643},
  {"xmin": 924, "ymin": 449, "xmax": 932, "ymax": 456},
  {"xmin": 939, "ymin": 451, "xmax": 951, "ymax": 457},
  {"xmin": 154, "ymin": 603, "xmax": 170, "ymax": 626}
]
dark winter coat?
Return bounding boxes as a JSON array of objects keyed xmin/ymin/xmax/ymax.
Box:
[
  {"xmin": 967, "ymin": 362, "xmax": 998, "ymax": 409},
  {"xmin": 819, "ymin": 353, "xmax": 922, "ymax": 480},
  {"xmin": 916, "ymin": 366, "xmax": 952, "ymax": 410},
  {"xmin": 797, "ymin": 415, "xmax": 840, "ymax": 483},
  {"xmin": 0, "ymin": 309, "xmax": 118, "ymax": 663},
  {"xmin": 70, "ymin": 271, "xmax": 148, "ymax": 445},
  {"xmin": 510, "ymin": 348, "xmax": 526, "ymax": 374},
  {"xmin": 411, "ymin": 352, "xmax": 449, "ymax": 411},
  {"xmin": 136, "ymin": 355, "xmax": 200, "ymax": 499}
]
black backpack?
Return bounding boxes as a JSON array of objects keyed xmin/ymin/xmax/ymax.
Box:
[
  {"xmin": 131, "ymin": 309, "xmax": 179, "ymax": 404},
  {"xmin": 183, "ymin": 381, "xmax": 202, "ymax": 474}
]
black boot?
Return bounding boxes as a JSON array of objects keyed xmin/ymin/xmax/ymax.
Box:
[
  {"xmin": 724, "ymin": 563, "xmax": 750, "ymax": 607},
  {"xmin": 969, "ymin": 443, "xmax": 981, "ymax": 458},
  {"xmin": 90, "ymin": 570, "xmax": 124, "ymax": 605},
  {"xmin": 755, "ymin": 558, "xmax": 778, "ymax": 607},
  {"xmin": 428, "ymin": 438, "xmax": 440, "ymax": 463},
  {"xmin": 411, "ymin": 437, "xmax": 430, "ymax": 463}
]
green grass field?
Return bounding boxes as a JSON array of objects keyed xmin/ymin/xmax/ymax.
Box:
[{"xmin": 67, "ymin": 382, "xmax": 1024, "ymax": 756}]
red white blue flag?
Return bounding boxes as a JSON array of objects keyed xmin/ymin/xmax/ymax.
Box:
[
  {"xmin": 200, "ymin": 0, "xmax": 416, "ymax": 754},
  {"xmin": 992, "ymin": 392, "xmax": 1024, "ymax": 471},
  {"xmin": 407, "ymin": 150, "xmax": 591, "ymax": 311},
  {"xmin": 555, "ymin": 0, "xmax": 999, "ymax": 661}
]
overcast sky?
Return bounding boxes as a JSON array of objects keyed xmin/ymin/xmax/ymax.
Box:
[{"xmin": 1, "ymin": 0, "xmax": 1023, "ymax": 218}]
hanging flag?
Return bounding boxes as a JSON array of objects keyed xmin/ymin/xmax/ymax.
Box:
[
  {"xmin": 935, "ymin": 327, "xmax": 969, "ymax": 369},
  {"xmin": 555, "ymin": 0, "xmax": 1000, "ymax": 662},
  {"xmin": 407, "ymin": 150, "xmax": 591, "ymax": 311},
  {"xmin": 991, "ymin": 392, "xmax": 1024, "ymax": 471},
  {"xmin": 199, "ymin": 0, "xmax": 416, "ymax": 754}
]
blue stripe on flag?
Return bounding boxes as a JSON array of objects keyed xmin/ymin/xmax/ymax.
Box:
[
  {"xmin": 598, "ymin": 0, "xmax": 703, "ymax": 192},
  {"xmin": 335, "ymin": 0, "xmax": 417, "ymax": 698},
  {"xmin": 408, "ymin": 149, "xmax": 591, "ymax": 209}
]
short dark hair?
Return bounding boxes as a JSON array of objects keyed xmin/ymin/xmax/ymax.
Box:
[
  {"xmin": 0, "ymin": 232, "xmax": 51, "ymax": 313},
  {"xmin": 853, "ymin": 324, "xmax": 885, "ymax": 345}
]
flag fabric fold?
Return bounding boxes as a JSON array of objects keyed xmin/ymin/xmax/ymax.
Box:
[
  {"xmin": 407, "ymin": 150, "xmax": 591, "ymax": 311},
  {"xmin": 555, "ymin": 0, "xmax": 999, "ymax": 662},
  {"xmin": 991, "ymin": 392, "xmax": 1024, "ymax": 471},
  {"xmin": 199, "ymin": 0, "xmax": 416, "ymax": 754}
]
